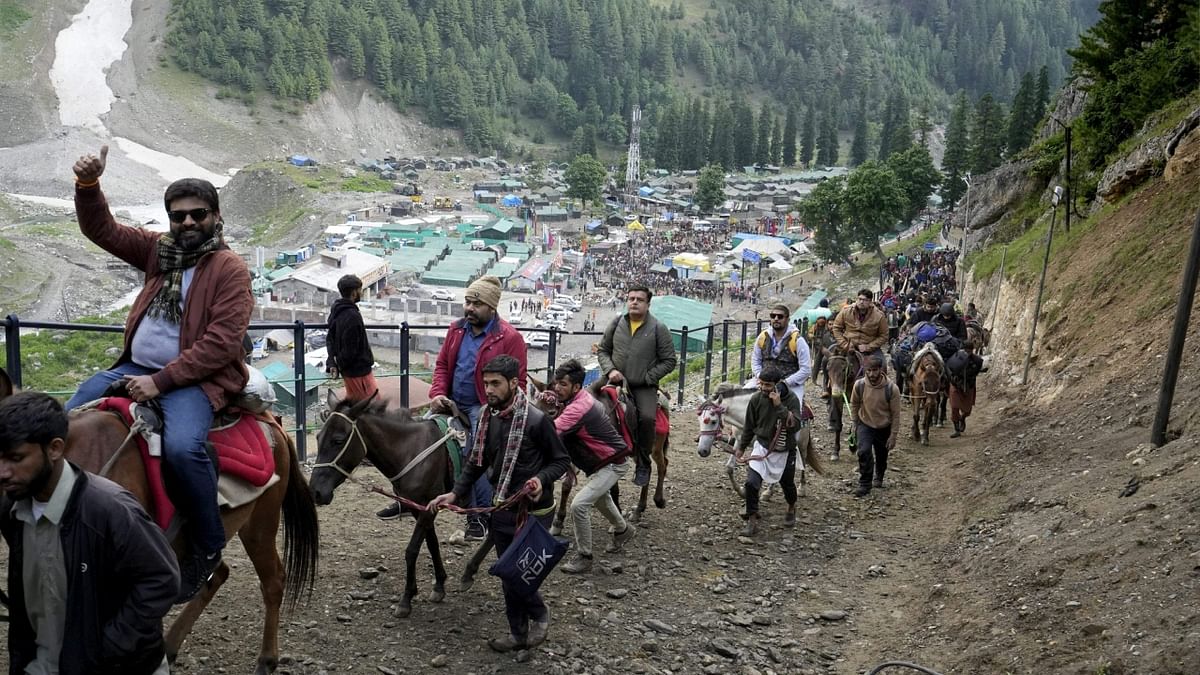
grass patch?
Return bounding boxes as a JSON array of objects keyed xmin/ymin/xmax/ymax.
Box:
[
  {"xmin": 246, "ymin": 205, "xmax": 312, "ymax": 245},
  {"xmin": 15, "ymin": 312, "xmax": 127, "ymax": 396},
  {"xmin": 17, "ymin": 221, "xmax": 76, "ymax": 238},
  {"xmin": 0, "ymin": 236, "xmax": 14, "ymax": 250},
  {"xmin": 0, "ymin": 1, "xmax": 31, "ymax": 37},
  {"xmin": 1111, "ymin": 89, "xmax": 1200, "ymax": 161},
  {"xmin": 340, "ymin": 174, "xmax": 393, "ymax": 192}
]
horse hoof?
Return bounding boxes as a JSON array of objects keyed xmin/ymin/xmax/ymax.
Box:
[
  {"xmin": 430, "ymin": 588, "xmax": 446, "ymax": 603},
  {"xmin": 255, "ymin": 656, "xmax": 279, "ymax": 675},
  {"xmin": 458, "ymin": 577, "xmax": 475, "ymax": 593},
  {"xmin": 922, "ymin": 438, "xmax": 930, "ymax": 446},
  {"xmin": 395, "ymin": 600, "xmax": 413, "ymax": 618},
  {"xmin": 829, "ymin": 453, "xmax": 839, "ymax": 462},
  {"xmin": 654, "ymin": 497, "xmax": 666, "ymax": 509},
  {"xmin": 627, "ymin": 510, "xmax": 641, "ymax": 524}
]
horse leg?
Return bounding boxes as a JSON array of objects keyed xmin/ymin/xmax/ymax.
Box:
[
  {"xmin": 551, "ymin": 478, "xmax": 572, "ymax": 536},
  {"xmin": 652, "ymin": 432, "xmax": 668, "ymax": 509},
  {"xmin": 236, "ymin": 508, "xmax": 286, "ymax": 675},
  {"xmin": 422, "ymin": 515, "xmax": 447, "ymax": 603},
  {"xmin": 922, "ymin": 405, "xmax": 932, "ymax": 446},
  {"xmin": 911, "ymin": 399, "xmax": 922, "ymax": 441},
  {"xmin": 165, "ymin": 560, "xmax": 231, "ymax": 666},
  {"xmin": 396, "ymin": 518, "xmax": 424, "ymax": 618},
  {"xmin": 724, "ymin": 447, "xmax": 746, "ymax": 498},
  {"xmin": 939, "ymin": 391, "xmax": 949, "ymax": 427},
  {"xmin": 459, "ymin": 533, "xmax": 494, "ymax": 592}
]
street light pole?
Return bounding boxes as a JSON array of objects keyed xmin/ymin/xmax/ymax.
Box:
[
  {"xmin": 1049, "ymin": 116, "xmax": 1073, "ymax": 234},
  {"xmin": 1022, "ymin": 185, "xmax": 1063, "ymax": 386}
]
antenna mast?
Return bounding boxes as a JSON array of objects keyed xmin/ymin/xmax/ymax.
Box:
[{"xmin": 624, "ymin": 105, "xmax": 641, "ymax": 211}]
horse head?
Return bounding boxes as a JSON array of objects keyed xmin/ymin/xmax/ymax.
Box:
[
  {"xmin": 695, "ymin": 397, "xmax": 726, "ymax": 458},
  {"xmin": 310, "ymin": 394, "xmax": 381, "ymax": 505}
]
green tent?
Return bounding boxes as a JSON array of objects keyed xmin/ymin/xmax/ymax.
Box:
[{"xmin": 649, "ymin": 295, "xmax": 713, "ymax": 353}]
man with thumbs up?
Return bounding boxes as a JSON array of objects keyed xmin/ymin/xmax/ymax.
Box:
[{"xmin": 64, "ymin": 146, "xmax": 253, "ymax": 604}]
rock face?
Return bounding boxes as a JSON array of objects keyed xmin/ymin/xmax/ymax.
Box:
[
  {"xmin": 1098, "ymin": 105, "xmax": 1200, "ymax": 204},
  {"xmin": 1164, "ymin": 107, "xmax": 1200, "ymax": 182},
  {"xmin": 954, "ymin": 158, "xmax": 1044, "ymax": 233},
  {"xmin": 1035, "ymin": 77, "xmax": 1089, "ymax": 143}
]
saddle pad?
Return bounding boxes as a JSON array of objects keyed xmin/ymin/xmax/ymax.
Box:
[
  {"xmin": 95, "ymin": 398, "xmax": 276, "ymax": 530},
  {"xmin": 801, "ymin": 402, "xmax": 815, "ymax": 421},
  {"xmin": 431, "ymin": 415, "xmax": 463, "ymax": 483},
  {"xmin": 655, "ymin": 406, "xmax": 670, "ymax": 436}
]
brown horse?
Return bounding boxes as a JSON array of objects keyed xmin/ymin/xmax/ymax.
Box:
[
  {"xmin": 310, "ymin": 395, "xmax": 456, "ymax": 617},
  {"xmin": 823, "ymin": 349, "xmax": 864, "ymax": 461},
  {"xmin": 0, "ymin": 368, "xmax": 319, "ymax": 675},
  {"xmin": 967, "ymin": 322, "xmax": 990, "ymax": 355},
  {"xmin": 909, "ymin": 346, "xmax": 944, "ymax": 446}
]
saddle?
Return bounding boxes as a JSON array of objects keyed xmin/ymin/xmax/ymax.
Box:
[
  {"xmin": 424, "ymin": 413, "xmax": 467, "ymax": 488},
  {"xmin": 94, "ymin": 396, "xmax": 278, "ymax": 530}
]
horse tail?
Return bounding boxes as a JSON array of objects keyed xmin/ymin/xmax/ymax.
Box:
[
  {"xmin": 280, "ymin": 429, "xmax": 320, "ymax": 609},
  {"xmin": 802, "ymin": 429, "xmax": 824, "ymax": 476}
]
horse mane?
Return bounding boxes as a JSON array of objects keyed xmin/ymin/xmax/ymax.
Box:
[
  {"xmin": 714, "ymin": 383, "xmax": 755, "ymax": 398},
  {"xmin": 333, "ymin": 398, "xmax": 415, "ymax": 422}
]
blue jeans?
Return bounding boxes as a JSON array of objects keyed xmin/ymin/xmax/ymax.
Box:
[
  {"xmin": 457, "ymin": 403, "xmax": 493, "ymax": 510},
  {"xmin": 67, "ymin": 363, "xmax": 226, "ymax": 553}
]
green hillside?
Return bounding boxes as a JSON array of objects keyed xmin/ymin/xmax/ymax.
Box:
[{"xmin": 164, "ymin": 0, "xmax": 1099, "ymax": 162}]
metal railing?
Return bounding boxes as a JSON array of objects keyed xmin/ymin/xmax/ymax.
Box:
[{"xmin": 3, "ymin": 314, "xmax": 809, "ymax": 459}]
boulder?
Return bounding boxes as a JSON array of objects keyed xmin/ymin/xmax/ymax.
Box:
[
  {"xmin": 954, "ymin": 158, "xmax": 1043, "ymax": 233},
  {"xmin": 1096, "ymin": 135, "xmax": 1167, "ymax": 203},
  {"xmin": 1164, "ymin": 106, "xmax": 1200, "ymax": 182}
]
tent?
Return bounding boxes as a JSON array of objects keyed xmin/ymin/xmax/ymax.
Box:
[
  {"xmin": 626, "ymin": 220, "xmax": 646, "ymax": 231},
  {"xmin": 650, "ymin": 295, "xmax": 713, "ymax": 353},
  {"xmin": 731, "ymin": 237, "xmax": 791, "ymax": 259},
  {"xmin": 768, "ymin": 258, "xmax": 792, "ymax": 271},
  {"xmin": 501, "ymin": 194, "xmax": 522, "ymax": 207}
]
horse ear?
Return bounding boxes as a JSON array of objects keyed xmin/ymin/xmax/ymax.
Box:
[
  {"xmin": 0, "ymin": 367, "xmax": 11, "ymax": 400},
  {"xmin": 325, "ymin": 389, "xmax": 339, "ymax": 411},
  {"xmin": 347, "ymin": 396, "xmax": 374, "ymax": 417}
]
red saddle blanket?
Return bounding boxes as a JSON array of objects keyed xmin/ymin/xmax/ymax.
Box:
[
  {"xmin": 96, "ymin": 397, "xmax": 276, "ymax": 529},
  {"xmin": 655, "ymin": 406, "xmax": 670, "ymax": 436}
]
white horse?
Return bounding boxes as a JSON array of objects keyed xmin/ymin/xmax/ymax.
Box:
[{"xmin": 696, "ymin": 385, "xmax": 823, "ymax": 497}]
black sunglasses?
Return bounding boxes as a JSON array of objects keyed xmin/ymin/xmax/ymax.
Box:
[
  {"xmin": 167, "ymin": 207, "xmax": 212, "ymax": 223},
  {"xmin": 769, "ymin": 313, "xmax": 787, "ymax": 319}
]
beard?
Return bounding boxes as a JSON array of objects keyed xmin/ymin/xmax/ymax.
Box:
[{"xmin": 3, "ymin": 450, "xmax": 53, "ymax": 501}]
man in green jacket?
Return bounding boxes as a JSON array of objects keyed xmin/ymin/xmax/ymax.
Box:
[
  {"xmin": 736, "ymin": 366, "xmax": 803, "ymax": 536},
  {"xmin": 597, "ymin": 284, "xmax": 678, "ymax": 487}
]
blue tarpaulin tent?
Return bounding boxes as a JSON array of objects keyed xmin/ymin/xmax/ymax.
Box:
[
  {"xmin": 501, "ymin": 194, "xmax": 522, "ymax": 207},
  {"xmin": 288, "ymin": 155, "xmax": 316, "ymax": 167}
]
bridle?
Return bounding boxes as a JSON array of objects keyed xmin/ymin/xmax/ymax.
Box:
[
  {"xmin": 313, "ymin": 411, "xmax": 459, "ymax": 484},
  {"xmin": 696, "ymin": 400, "xmax": 733, "ymax": 450}
]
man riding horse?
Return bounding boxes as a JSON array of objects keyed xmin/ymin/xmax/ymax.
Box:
[
  {"xmin": 828, "ymin": 288, "xmax": 889, "ymax": 388},
  {"xmin": 66, "ymin": 145, "xmax": 252, "ymax": 603}
]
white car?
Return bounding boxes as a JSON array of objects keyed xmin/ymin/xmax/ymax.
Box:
[
  {"xmin": 527, "ymin": 333, "xmax": 551, "ymax": 350},
  {"xmin": 509, "ymin": 313, "xmax": 525, "ymax": 326},
  {"xmin": 556, "ymin": 296, "xmax": 583, "ymax": 311},
  {"xmin": 536, "ymin": 318, "xmax": 567, "ymax": 330},
  {"xmin": 431, "ymin": 288, "xmax": 455, "ymax": 301}
]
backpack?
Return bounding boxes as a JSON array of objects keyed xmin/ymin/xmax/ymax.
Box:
[
  {"xmin": 756, "ymin": 329, "xmax": 802, "ymax": 356},
  {"xmin": 855, "ymin": 378, "xmax": 895, "ymax": 404}
]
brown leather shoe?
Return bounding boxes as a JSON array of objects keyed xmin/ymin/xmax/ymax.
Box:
[{"xmin": 488, "ymin": 634, "xmax": 526, "ymax": 653}]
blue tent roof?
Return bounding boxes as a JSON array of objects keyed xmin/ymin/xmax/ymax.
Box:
[
  {"xmin": 501, "ymin": 194, "xmax": 522, "ymax": 206},
  {"xmin": 585, "ymin": 220, "xmax": 604, "ymax": 232}
]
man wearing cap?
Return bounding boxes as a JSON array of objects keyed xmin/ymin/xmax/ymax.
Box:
[{"xmin": 376, "ymin": 276, "xmax": 527, "ymax": 540}]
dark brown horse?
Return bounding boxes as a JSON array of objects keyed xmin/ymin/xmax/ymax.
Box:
[
  {"xmin": 909, "ymin": 346, "xmax": 944, "ymax": 446},
  {"xmin": 0, "ymin": 368, "xmax": 319, "ymax": 675},
  {"xmin": 823, "ymin": 349, "xmax": 864, "ymax": 461},
  {"xmin": 311, "ymin": 395, "xmax": 459, "ymax": 617}
]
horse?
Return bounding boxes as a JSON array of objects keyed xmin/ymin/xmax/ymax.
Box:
[
  {"xmin": 909, "ymin": 345, "xmax": 945, "ymax": 446},
  {"xmin": 310, "ymin": 393, "xmax": 462, "ymax": 617},
  {"xmin": 966, "ymin": 321, "xmax": 990, "ymax": 356},
  {"xmin": 0, "ymin": 368, "xmax": 319, "ymax": 675},
  {"xmin": 822, "ymin": 349, "xmax": 866, "ymax": 461},
  {"xmin": 696, "ymin": 385, "xmax": 823, "ymax": 497}
]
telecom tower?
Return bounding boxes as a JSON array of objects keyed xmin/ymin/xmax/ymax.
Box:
[{"xmin": 624, "ymin": 105, "xmax": 641, "ymax": 211}]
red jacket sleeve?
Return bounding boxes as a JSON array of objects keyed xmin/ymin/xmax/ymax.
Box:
[
  {"xmin": 429, "ymin": 325, "xmax": 457, "ymax": 399},
  {"xmin": 75, "ymin": 185, "xmax": 158, "ymax": 272}
]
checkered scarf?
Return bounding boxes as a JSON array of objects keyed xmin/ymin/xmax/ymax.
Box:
[
  {"xmin": 149, "ymin": 234, "xmax": 222, "ymax": 323},
  {"xmin": 470, "ymin": 387, "xmax": 530, "ymax": 501}
]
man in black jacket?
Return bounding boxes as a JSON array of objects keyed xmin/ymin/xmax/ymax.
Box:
[
  {"xmin": 326, "ymin": 274, "xmax": 377, "ymax": 401},
  {"xmin": 428, "ymin": 355, "xmax": 570, "ymax": 654},
  {"xmin": 933, "ymin": 302, "xmax": 968, "ymax": 342},
  {"xmin": 0, "ymin": 392, "xmax": 179, "ymax": 675}
]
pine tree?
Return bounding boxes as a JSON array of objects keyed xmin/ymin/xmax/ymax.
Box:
[
  {"xmin": 800, "ymin": 105, "xmax": 816, "ymax": 168},
  {"xmin": 755, "ymin": 104, "xmax": 772, "ymax": 165},
  {"xmin": 770, "ymin": 117, "xmax": 784, "ymax": 165},
  {"xmin": 733, "ymin": 101, "xmax": 756, "ymax": 169},
  {"xmin": 940, "ymin": 91, "xmax": 971, "ymax": 205},
  {"xmin": 850, "ymin": 97, "xmax": 869, "ymax": 166},
  {"xmin": 970, "ymin": 94, "xmax": 1005, "ymax": 174},
  {"xmin": 1035, "ymin": 65, "xmax": 1050, "ymax": 120},
  {"xmin": 1006, "ymin": 71, "xmax": 1037, "ymax": 154},
  {"xmin": 877, "ymin": 94, "xmax": 898, "ymax": 161},
  {"xmin": 782, "ymin": 106, "xmax": 798, "ymax": 166},
  {"xmin": 817, "ymin": 103, "xmax": 838, "ymax": 167}
]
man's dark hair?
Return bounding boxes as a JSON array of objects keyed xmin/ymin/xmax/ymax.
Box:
[
  {"xmin": 626, "ymin": 284, "xmax": 653, "ymax": 301},
  {"xmin": 759, "ymin": 365, "xmax": 785, "ymax": 384},
  {"xmin": 857, "ymin": 289, "xmax": 873, "ymax": 301},
  {"xmin": 481, "ymin": 354, "xmax": 520, "ymax": 381},
  {"xmin": 163, "ymin": 178, "xmax": 220, "ymax": 212},
  {"xmin": 865, "ymin": 355, "xmax": 885, "ymax": 369},
  {"xmin": 337, "ymin": 274, "xmax": 363, "ymax": 299},
  {"xmin": 0, "ymin": 392, "xmax": 68, "ymax": 452},
  {"xmin": 553, "ymin": 359, "xmax": 586, "ymax": 387}
]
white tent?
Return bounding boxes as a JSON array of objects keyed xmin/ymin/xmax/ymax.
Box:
[
  {"xmin": 731, "ymin": 237, "xmax": 792, "ymax": 259},
  {"xmin": 788, "ymin": 241, "xmax": 811, "ymax": 256},
  {"xmin": 768, "ymin": 258, "xmax": 792, "ymax": 271}
]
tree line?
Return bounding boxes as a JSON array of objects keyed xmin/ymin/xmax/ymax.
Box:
[{"xmin": 165, "ymin": 0, "xmax": 1097, "ymax": 156}]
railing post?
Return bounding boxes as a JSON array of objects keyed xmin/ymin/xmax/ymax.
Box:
[
  {"xmin": 700, "ymin": 319, "xmax": 710, "ymax": 393},
  {"xmin": 721, "ymin": 320, "xmax": 730, "ymax": 383},
  {"xmin": 739, "ymin": 321, "xmax": 749, "ymax": 382},
  {"xmin": 547, "ymin": 329, "xmax": 558, "ymax": 377},
  {"xmin": 4, "ymin": 314, "xmax": 21, "ymax": 388},
  {"xmin": 292, "ymin": 320, "xmax": 307, "ymax": 461},
  {"xmin": 677, "ymin": 326, "xmax": 689, "ymax": 406},
  {"xmin": 400, "ymin": 322, "xmax": 410, "ymax": 408}
]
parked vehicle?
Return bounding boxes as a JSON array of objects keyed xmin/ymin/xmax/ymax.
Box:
[
  {"xmin": 527, "ymin": 333, "xmax": 551, "ymax": 350},
  {"xmin": 431, "ymin": 288, "xmax": 455, "ymax": 301}
]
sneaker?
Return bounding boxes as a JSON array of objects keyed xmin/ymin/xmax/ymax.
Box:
[
  {"xmin": 784, "ymin": 508, "xmax": 797, "ymax": 527},
  {"xmin": 605, "ymin": 524, "xmax": 637, "ymax": 553},
  {"xmin": 487, "ymin": 633, "xmax": 526, "ymax": 653},
  {"xmin": 854, "ymin": 485, "xmax": 870, "ymax": 498},
  {"xmin": 178, "ymin": 550, "xmax": 222, "ymax": 603},
  {"xmin": 465, "ymin": 517, "xmax": 487, "ymax": 541},
  {"xmin": 740, "ymin": 514, "xmax": 759, "ymax": 537},
  {"xmin": 527, "ymin": 615, "xmax": 550, "ymax": 648},
  {"xmin": 632, "ymin": 464, "xmax": 651, "ymax": 487},
  {"xmin": 376, "ymin": 502, "xmax": 402, "ymax": 520},
  {"xmin": 872, "ymin": 477, "xmax": 884, "ymax": 489},
  {"xmin": 562, "ymin": 554, "xmax": 593, "ymax": 574}
]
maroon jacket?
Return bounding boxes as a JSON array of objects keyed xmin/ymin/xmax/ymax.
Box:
[
  {"xmin": 430, "ymin": 317, "xmax": 527, "ymax": 404},
  {"xmin": 75, "ymin": 185, "xmax": 253, "ymax": 410}
]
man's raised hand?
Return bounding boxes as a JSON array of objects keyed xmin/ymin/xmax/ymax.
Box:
[{"xmin": 73, "ymin": 145, "xmax": 108, "ymax": 183}]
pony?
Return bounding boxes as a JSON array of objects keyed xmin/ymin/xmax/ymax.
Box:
[
  {"xmin": 310, "ymin": 394, "xmax": 461, "ymax": 618},
  {"xmin": 909, "ymin": 345, "xmax": 945, "ymax": 446},
  {"xmin": 966, "ymin": 321, "xmax": 991, "ymax": 356},
  {"xmin": 822, "ymin": 348, "xmax": 866, "ymax": 461},
  {"xmin": 696, "ymin": 385, "xmax": 823, "ymax": 497},
  {"xmin": 0, "ymin": 368, "xmax": 319, "ymax": 675}
]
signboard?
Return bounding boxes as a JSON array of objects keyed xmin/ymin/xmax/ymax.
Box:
[
  {"xmin": 742, "ymin": 249, "xmax": 762, "ymax": 264},
  {"xmin": 924, "ymin": 242, "xmax": 936, "ymax": 250}
]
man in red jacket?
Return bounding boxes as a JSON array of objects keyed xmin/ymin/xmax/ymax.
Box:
[
  {"xmin": 376, "ymin": 276, "xmax": 527, "ymax": 540},
  {"xmin": 65, "ymin": 146, "xmax": 252, "ymax": 603}
]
